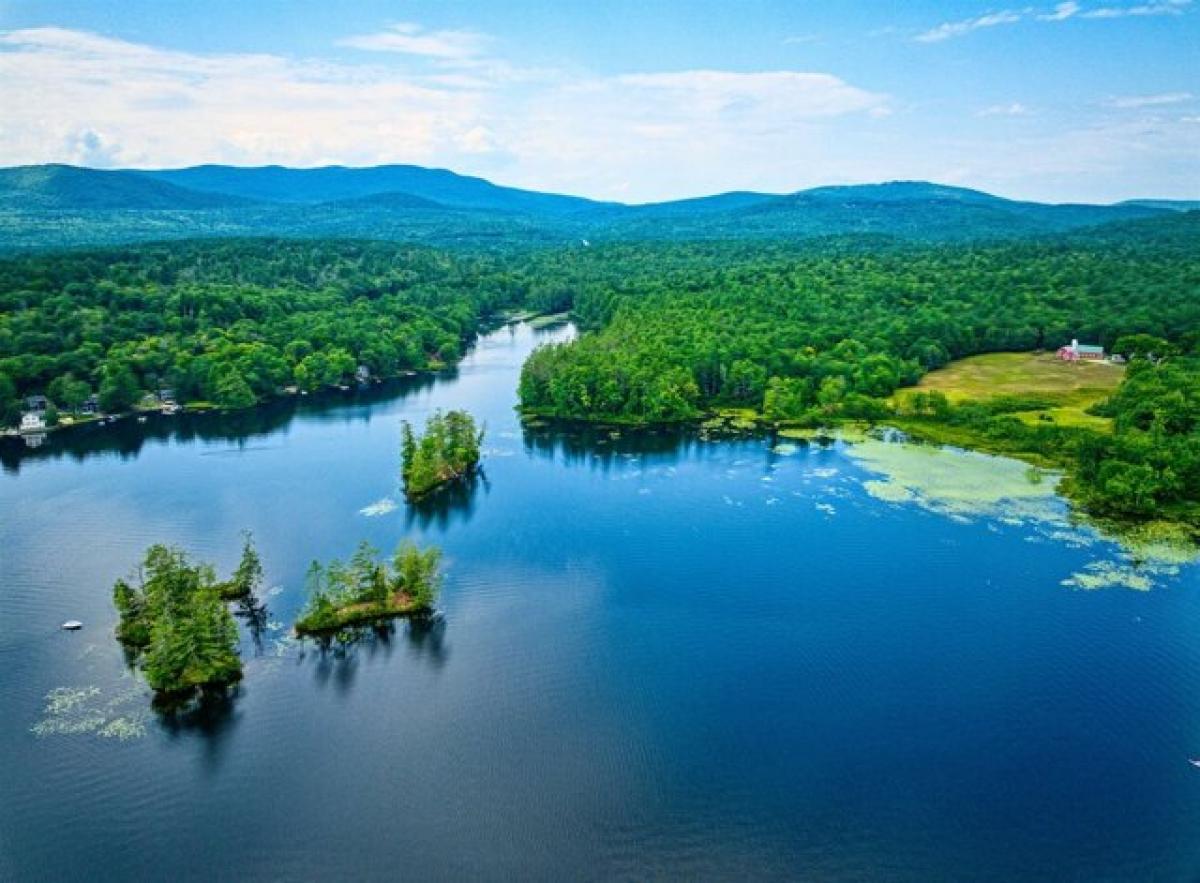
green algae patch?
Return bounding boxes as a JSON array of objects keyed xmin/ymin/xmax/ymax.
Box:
[
  {"xmin": 1062, "ymin": 561, "xmax": 1155, "ymax": 592},
  {"xmin": 777, "ymin": 423, "xmax": 870, "ymax": 444},
  {"xmin": 526, "ymin": 312, "xmax": 571, "ymax": 329},
  {"xmin": 31, "ymin": 685, "xmax": 149, "ymax": 741},
  {"xmin": 847, "ymin": 436, "xmax": 1062, "ymax": 524},
  {"xmin": 1097, "ymin": 520, "xmax": 1200, "ymax": 568},
  {"xmin": 862, "ymin": 479, "xmax": 915, "ymax": 503}
]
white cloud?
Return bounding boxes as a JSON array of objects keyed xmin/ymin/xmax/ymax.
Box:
[
  {"xmin": 0, "ymin": 27, "xmax": 489, "ymax": 169},
  {"xmin": 1037, "ymin": 2, "xmax": 1082, "ymax": 20},
  {"xmin": 917, "ymin": 0, "xmax": 1191, "ymax": 41},
  {"xmin": 337, "ymin": 22, "xmax": 488, "ymax": 61},
  {"xmin": 497, "ymin": 70, "xmax": 890, "ymax": 199},
  {"xmin": 1082, "ymin": 0, "xmax": 1191, "ymax": 17},
  {"xmin": 0, "ymin": 27, "xmax": 889, "ymax": 201},
  {"xmin": 978, "ymin": 102, "xmax": 1033, "ymax": 116},
  {"xmin": 915, "ymin": 11, "xmax": 1022, "ymax": 42},
  {"xmin": 1107, "ymin": 91, "xmax": 1194, "ymax": 107}
]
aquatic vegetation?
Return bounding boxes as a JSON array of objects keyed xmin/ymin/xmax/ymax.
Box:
[
  {"xmin": 861, "ymin": 480, "xmax": 914, "ymax": 503},
  {"xmin": 359, "ymin": 497, "xmax": 398, "ymax": 517},
  {"xmin": 1062, "ymin": 561, "xmax": 1154, "ymax": 592},
  {"xmin": 295, "ymin": 540, "xmax": 442, "ymax": 635},
  {"xmin": 848, "ymin": 436, "xmax": 1063, "ymax": 524},
  {"xmin": 31, "ymin": 686, "xmax": 148, "ymax": 740}
]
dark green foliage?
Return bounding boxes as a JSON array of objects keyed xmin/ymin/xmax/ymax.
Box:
[
  {"xmin": 296, "ymin": 541, "xmax": 442, "ymax": 633},
  {"xmin": 98, "ymin": 363, "xmax": 140, "ymax": 413},
  {"xmin": 221, "ymin": 531, "xmax": 264, "ymax": 600},
  {"xmin": 0, "ymin": 371, "xmax": 16, "ymax": 425},
  {"xmin": 1112, "ymin": 333, "xmax": 1176, "ymax": 362},
  {"xmin": 1073, "ymin": 357, "xmax": 1200, "ymax": 518},
  {"xmin": 112, "ymin": 545, "xmax": 243, "ymax": 695},
  {"xmin": 0, "ymin": 239, "xmax": 524, "ymax": 423},
  {"xmin": 46, "ymin": 373, "xmax": 90, "ymax": 413},
  {"xmin": 519, "ymin": 233, "xmax": 1199, "ymax": 425},
  {"xmin": 400, "ymin": 409, "xmax": 484, "ymax": 498}
]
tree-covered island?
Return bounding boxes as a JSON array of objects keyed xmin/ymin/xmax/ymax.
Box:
[
  {"xmin": 400, "ymin": 409, "xmax": 484, "ymax": 499},
  {"xmin": 295, "ymin": 541, "xmax": 442, "ymax": 635},
  {"xmin": 112, "ymin": 537, "xmax": 264, "ymax": 697}
]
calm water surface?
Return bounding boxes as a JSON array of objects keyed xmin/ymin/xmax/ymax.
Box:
[{"xmin": 2, "ymin": 321, "xmax": 1199, "ymax": 881}]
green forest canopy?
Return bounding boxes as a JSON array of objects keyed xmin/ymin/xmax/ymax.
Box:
[{"xmin": 0, "ymin": 239, "xmax": 533, "ymax": 422}]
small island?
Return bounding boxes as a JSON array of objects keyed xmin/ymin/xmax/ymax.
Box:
[
  {"xmin": 400, "ymin": 409, "xmax": 484, "ymax": 499},
  {"xmin": 112, "ymin": 536, "xmax": 263, "ymax": 697},
  {"xmin": 295, "ymin": 540, "xmax": 442, "ymax": 635}
]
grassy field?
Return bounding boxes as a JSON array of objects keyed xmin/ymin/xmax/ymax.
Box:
[{"xmin": 903, "ymin": 351, "xmax": 1125, "ymax": 430}]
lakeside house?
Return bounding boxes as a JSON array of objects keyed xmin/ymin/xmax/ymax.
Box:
[
  {"xmin": 1056, "ymin": 339, "xmax": 1105, "ymax": 362},
  {"xmin": 20, "ymin": 411, "xmax": 46, "ymax": 433},
  {"xmin": 24, "ymin": 395, "xmax": 48, "ymax": 413}
]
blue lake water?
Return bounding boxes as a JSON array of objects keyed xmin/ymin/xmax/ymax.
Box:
[{"xmin": 1, "ymin": 321, "xmax": 1198, "ymax": 881}]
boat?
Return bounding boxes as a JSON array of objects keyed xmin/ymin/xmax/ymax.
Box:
[
  {"xmin": 1190, "ymin": 759, "xmax": 1200, "ymax": 768},
  {"xmin": 61, "ymin": 620, "xmax": 82, "ymax": 631}
]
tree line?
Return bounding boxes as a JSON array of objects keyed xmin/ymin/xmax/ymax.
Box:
[{"xmin": 0, "ymin": 238, "xmax": 529, "ymax": 423}]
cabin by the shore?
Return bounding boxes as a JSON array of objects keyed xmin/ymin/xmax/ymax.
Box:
[
  {"xmin": 20, "ymin": 411, "xmax": 46, "ymax": 432},
  {"xmin": 1057, "ymin": 339, "xmax": 1105, "ymax": 362}
]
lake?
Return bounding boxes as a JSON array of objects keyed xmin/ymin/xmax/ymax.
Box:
[{"xmin": 2, "ymin": 320, "xmax": 1198, "ymax": 881}]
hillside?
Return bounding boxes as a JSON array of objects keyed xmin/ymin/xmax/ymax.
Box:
[
  {"xmin": 134, "ymin": 164, "xmax": 602, "ymax": 215},
  {"xmin": 0, "ymin": 164, "xmax": 1185, "ymax": 251},
  {"xmin": 0, "ymin": 165, "xmax": 255, "ymax": 211}
]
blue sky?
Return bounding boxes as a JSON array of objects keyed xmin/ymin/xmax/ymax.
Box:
[{"xmin": 0, "ymin": 0, "xmax": 1196, "ymax": 202}]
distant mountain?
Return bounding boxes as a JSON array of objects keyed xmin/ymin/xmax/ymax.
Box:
[
  {"xmin": 1118, "ymin": 198, "xmax": 1200, "ymax": 212},
  {"xmin": 797, "ymin": 181, "xmax": 1003, "ymax": 205},
  {"xmin": 0, "ymin": 164, "xmax": 254, "ymax": 210},
  {"xmin": 316, "ymin": 191, "xmax": 450, "ymax": 211},
  {"xmin": 592, "ymin": 180, "xmax": 1170, "ymax": 242},
  {"xmin": 0, "ymin": 164, "xmax": 1186, "ymax": 251},
  {"xmin": 133, "ymin": 164, "xmax": 603, "ymax": 216}
]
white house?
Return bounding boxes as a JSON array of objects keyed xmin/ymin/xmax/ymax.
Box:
[{"xmin": 20, "ymin": 411, "xmax": 46, "ymax": 433}]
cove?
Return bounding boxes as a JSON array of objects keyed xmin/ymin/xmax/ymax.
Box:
[{"xmin": 2, "ymin": 321, "xmax": 1199, "ymax": 881}]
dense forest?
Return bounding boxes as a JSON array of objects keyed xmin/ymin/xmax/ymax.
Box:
[
  {"xmin": 519, "ymin": 219, "xmax": 1200, "ymax": 423},
  {"xmin": 0, "ymin": 239, "xmax": 529, "ymax": 423}
]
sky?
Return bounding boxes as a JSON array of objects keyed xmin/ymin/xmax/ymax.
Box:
[{"xmin": 0, "ymin": 0, "xmax": 1196, "ymax": 203}]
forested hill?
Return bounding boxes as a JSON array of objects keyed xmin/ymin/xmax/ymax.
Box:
[
  {"xmin": 518, "ymin": 212, "xmax": 1200, "ymax": 424},
  {"xmin": 0, "ymin": 163, "xmax": 1184, "ymax": 251}
]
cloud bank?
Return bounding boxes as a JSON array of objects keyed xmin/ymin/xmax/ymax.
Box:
[{"xmin": 0, "ymin": 22, "xmax": 1194, "ymax": 202}]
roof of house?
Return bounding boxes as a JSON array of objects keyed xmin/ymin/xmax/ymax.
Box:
[{"xmin": 1076, "ymin": 344, "xmax": 1105, "ymax": 354}]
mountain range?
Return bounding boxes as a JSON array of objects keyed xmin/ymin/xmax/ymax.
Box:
[{"xmin": 0, "ymin": 163, "xmax": 1195, "ymax": 251}]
